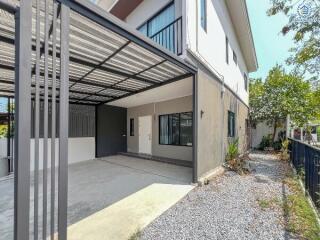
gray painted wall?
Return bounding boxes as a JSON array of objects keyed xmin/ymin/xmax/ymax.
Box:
[
  {"xmin": 127, "ymin": 96, "xmax": 193, "ymax": 161},
  {"xmin": 196, "ymin": 65, "xmax": 249, "ymax": 178},
  {"xmin": 30, "ymin": 102, "xmax": 95, "ymax": 138}
]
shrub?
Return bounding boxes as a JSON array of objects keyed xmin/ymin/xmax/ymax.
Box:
[
  {"xmin": 280, "ymin": 139, "xmax": 290, "ymax": 161},
  {"xmin": 273, "ymin": 141, "xmax": 282, "ymax": 151},
  {"xmin": 226, "ymin": 138, "xmax": 239, "ymax": 162},
  {"xmin": 259, "ymin": 134, "xmax": 273, "ymax": 150},
  {"xmin": 225, "ymin": 138, "xmax": 250, "ymax": 175}
]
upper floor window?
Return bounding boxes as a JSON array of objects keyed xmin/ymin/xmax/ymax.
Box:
[
  {"xmin": 137, "ymin": 3, "xmax": 175, "ymax": 38},
  {"xmin": 226, "ymin": 36, "xmax": 229, "ymax": 64},
  {"xmin": 200, "ymin": 0, "xmax": 207, "ymax": 31},
  {"xmin": 244, "ymin": 73, "xmax": 248, "ymax": 91},
  {"xmin": 233, "ymin": 50, "xmax": 237, "ymax": 65}
]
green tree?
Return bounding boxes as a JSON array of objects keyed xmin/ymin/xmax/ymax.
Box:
[
  {"xmin": 268, "ymin": 0, "xmax": 320, "ymax": 85},
  {"xmin": 250, "ymin": 65, "xmax": 318, "ymax": 142},
  {"xmin": 0, "ymin": 125, "xmax": 8, "ymax": 138}
]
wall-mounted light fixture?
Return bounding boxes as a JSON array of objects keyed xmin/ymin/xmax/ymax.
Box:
[{"xmin": 200, "ymin": 110, "xmax": 205, "ymax": 118}]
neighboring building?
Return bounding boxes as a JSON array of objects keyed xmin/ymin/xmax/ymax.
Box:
[
  {"xmin": 97, "ymin": 0, "xmax": 258, "ymax": 178},
  {"xmin": 251, "ymin": 121, "xmax": 285, "ymax": 149}
]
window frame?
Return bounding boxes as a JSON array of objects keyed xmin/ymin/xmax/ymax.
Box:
[
  {"xmin": 228, "ymin": 111, "xmax": 236, "ymax": 137},
  {"xmin": 137, "ymin": 1, "xmax": 175, "ymax": 37},
  {"xmin": 200, "ymin": 0, "xmax": 207, "ymax": 32},
  {"xmin": 233, "ymin": 50, "xmax": 237, "ymax": 65},
  {"xmin": 130, "ymin": 118, "xmax": 134, "ymax": 136},
  {"xmin": 226, "ymin": 36, "xmax": 229, "ymax": 64},
  {"xmin": 159, "ymin": 111, "xmax": 193, "ymax": 147},
  {"xmin": 244, "ymin": 73, "xmax": 248, "ymax": 91}
]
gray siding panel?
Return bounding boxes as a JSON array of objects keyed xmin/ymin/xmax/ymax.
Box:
[{"xmin": 31, "ymin": 102, "xmax": 95, "ymax": 138}]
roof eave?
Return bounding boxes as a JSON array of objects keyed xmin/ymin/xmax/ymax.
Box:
[{"xmin": 226, "ymin": 0, "xmax": 258, "ymax": 73}]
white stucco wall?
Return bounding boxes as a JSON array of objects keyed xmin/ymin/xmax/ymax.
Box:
[
  {"xmin": 186, "ymin": 0, "xmax": 249, "ymax": 105},
  {"xmin": 30, "ymin": 137, "xmax": 95, "ymax": 171},
  {"xmin": 251, "ymin": 122, "xmax": 284, "ymax": 148},
  {"xmin": 122, "ymin": 0, "xmax": 250, "ymax": 105}
]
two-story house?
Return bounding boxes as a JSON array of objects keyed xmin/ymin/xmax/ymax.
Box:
[
  {"xmin": 97, "ymin": 0, "xmax": 258, "ymax": 180},
  {"xmin": 0, "ymin": 0, "xmax": 258, "ymax": 238}
]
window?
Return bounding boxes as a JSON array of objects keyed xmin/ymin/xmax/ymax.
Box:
[
  {"xmin": 228, "ymin": 111, "xmax": 236, "ymax": 137},
  {"xmin": 244, "ymin": 73, "xmax": 248, "ymax": 91},
  {"xmin": 159, "ymin": 112, "xmax": 193, "ymax": 146},
  {"xmin": 200, "ymin": 0, "xmax": 207, "ymax": 31},
  {"xmin": 233, "ymin": 50, "xmax": 237, "ymax": 65},
  {"xmin": 226, "ymin": 36, "xmax": 229, "ymax": 64},
  {"xmin": 137, "ymin": 3, "xmax": 175, "ymax": 37},
  {"xmin": 130, "ymin": 118, "xmax": 134, "ymax": 136}
]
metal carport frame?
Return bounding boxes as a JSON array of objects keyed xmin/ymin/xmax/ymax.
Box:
[{"xmin": 0, "ymin": 0, "xmax": 198, "ymax": 239}]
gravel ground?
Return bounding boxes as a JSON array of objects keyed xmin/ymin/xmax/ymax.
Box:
[{"xmin": 141, "ymin": 152, "xmax": 297, "ymax": 240}]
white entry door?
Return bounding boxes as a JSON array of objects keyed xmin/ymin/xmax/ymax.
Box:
[{"xmin": 139, "ymin": 115, "xmax": 152, "ymax": 155}]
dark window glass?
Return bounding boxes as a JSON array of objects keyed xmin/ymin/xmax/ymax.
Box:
[
  {"xmin": 159, "ymin": 115, "xmax": 169, "ymax": 144},
  {"xmin": 226, "ymin": 36, "xmax": 229, "ymax": 64},
  {"xmin": 233, "ymin": 50, "xmax": 237, "ymax": 65},
  {"xmin": 159, "ymin": 112, "xmax": 193, "ymax": 146},
  {"xmin": 244, "ymin": 73, "xmax": 248, "ymax": 91},
  {"xmin": 200, "ymin": 0, "xmax": 207, "ymax": 31},
  {"xmin": 130, "ymin": 118, "xmax": 134, "ymax": 136},
  {"xmin": 180, "ymin": 112, "xmax": 193, "ymax": 146},
  {"xmin": 168, "ymin": 114, "xmax": 180, "ymax": 145},
  {"xmin": 228, "ymin": 111, "xmax": 236, "ymax": 137},
  {"xmin": 138, "ymin": 3, "xmax": 175, "ymax": 37}
]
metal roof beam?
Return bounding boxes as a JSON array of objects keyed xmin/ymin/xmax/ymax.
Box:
[
  {"xmin": 0, "ymin": 89, "xmax": 103, "ymax": 103},
  {"xmin": 70, "ymin": 40, "xmax": 131, "ymax": 88},
  {"xmin": 102, "ymin": 72, "xmax": 193, "ymax": 105},
  {"xmin": 0, "ymin": 63, "xmax": 135, "ymax": 93},
  {"xmin": 0, "ymin": 36, "xmax": 158, "ymax": 86}
]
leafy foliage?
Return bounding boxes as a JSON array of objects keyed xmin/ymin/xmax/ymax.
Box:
[
  {"xmin": 258, "ymin": 135, "xmax": 273, "ymax": 150},
  {"xmin": 280, "ymin": 139, "xmax": 290, "ymax": 160},
  {"xmin": 267, "ymin": 0, "xmax": 320, "ymax": 85},
  {"xmin": 226, "ymin": 138, "xmax": 239, "ymax": 162},
  {"xmin": 0, "ymin": 125, "xmax": 8, "ymax": 139},
  {"xmin": 250, "ymin": 65, "xmax": 319, "ymax": 142},
  {"xmin": 225, "ymin": 138, "xmax": 250, "ymax": 175}
]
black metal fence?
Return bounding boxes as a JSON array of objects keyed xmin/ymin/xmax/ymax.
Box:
[
  {"xmin": 289, "ymin": 138, "xmax": 320, "ymax": 209},
  {"xmin": 150, "ymin": 17, "xmax": 183, "ymax": 56}
]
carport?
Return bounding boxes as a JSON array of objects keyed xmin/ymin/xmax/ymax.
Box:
[{"xmin": 0, "ymin": 0, "xmax": 197, "ymax": 239}]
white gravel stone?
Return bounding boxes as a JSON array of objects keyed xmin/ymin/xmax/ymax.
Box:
[{"xmin": 141, "ymin": 152, "xmax": 297, "ymax": 240}]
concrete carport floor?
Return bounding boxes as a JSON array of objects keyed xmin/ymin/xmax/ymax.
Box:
[{"xmin": 0, "ymin": 155, "xmax": 193, "ymax": 240}]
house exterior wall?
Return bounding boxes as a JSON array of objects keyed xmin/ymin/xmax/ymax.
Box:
[
  {"xmin": 97, "ymin": 0, "xmax": 254, "ymax": 180},
  {"xmin": 119, "ymin": 0, "xmax": 249, "ymax": 106},
  {"xmin": 196, "ymin": 66, "xmax": 249, "ymax": 178},
  {"xmin": 29, "ymin": 137, "xmax": 95, "ymax": 171},
  {"xmin": 127, "ymin": 95, "xmax": 193, "ymax": 161},
  {"xmin": 186, "ymin": 0, "xmax": 249, "ymax": 105}
]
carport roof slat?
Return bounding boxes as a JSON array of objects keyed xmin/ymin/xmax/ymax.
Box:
[{"xmin": 0, "ymin": 0, "xmax": 197, "ymax": 105}]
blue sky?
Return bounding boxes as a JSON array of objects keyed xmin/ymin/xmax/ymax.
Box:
[{"xmin": 246, "ymin": 0, "xmax": 295, "ymax": 80}]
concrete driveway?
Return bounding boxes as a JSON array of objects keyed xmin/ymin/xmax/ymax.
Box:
[{"xmin": 0, "ymin": 155, "xmax": 193, "ymax": 240}]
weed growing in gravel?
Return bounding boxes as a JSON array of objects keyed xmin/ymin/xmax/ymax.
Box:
[
  {"xmin": 282, "ymin": 174, "xmax": 320, "ymax": 240},
  {"xmin": 225, "ymin": 138, "xmax": 251, "ymax": 175},
  {"xmin": 257, "ymin": 198, "xmax": 281, "ymax": 210},
  {"xmin": 128, "ymin": 229, "xmax": 141, "ymax": 240}
]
